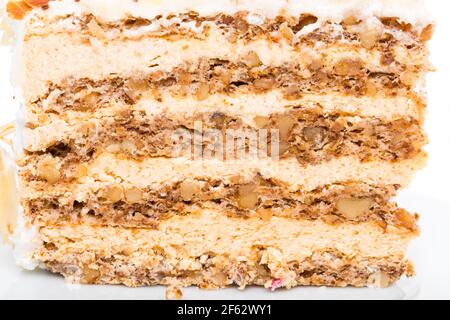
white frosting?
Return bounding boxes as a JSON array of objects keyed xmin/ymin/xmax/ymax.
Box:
[
  {"xmin": 43, "ymin": 0, "xmax": 433, "ymax": 26},
  {"xmin": 11, "ymin": 209, "xmax": 40, "ymax": 270}
]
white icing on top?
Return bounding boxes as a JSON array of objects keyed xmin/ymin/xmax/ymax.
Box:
[{"xmin": 43, "ymin": 0, "xmax": 433, "ymax": 26}]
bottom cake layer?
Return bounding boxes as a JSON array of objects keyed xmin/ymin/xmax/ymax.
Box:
[{"xmin": 29, "ymin": 210, "xmax": 416, "ymax": 289}]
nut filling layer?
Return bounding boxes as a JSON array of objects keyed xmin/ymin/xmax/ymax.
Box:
[
  {"xmin": 22, "ymin": 110, "xmax": 426, "ymax": 179},
  {"xmin": 33, "ymin": 56, "xmax": 418, "ymax": 113},
  {"xmin": 41, "ymin": 250, "xmax": 412, "ymax": 289},
  {"xmin": 24, "ymin": 179, "xmax": 418, "ymax": 232}
]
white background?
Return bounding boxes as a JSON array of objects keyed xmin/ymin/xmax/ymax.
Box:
[{"xmin": 1, "ymin": 0, "xmax": 450, "ymax": 299}]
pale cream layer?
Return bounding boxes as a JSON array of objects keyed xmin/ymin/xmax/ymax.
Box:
[
  {"xmin": 39, "ymin": 209, "xmax": 413, "ymax": 264},
  {"xmin": 20, "ymin": 30, "xmax": 427, "ymax": 102},
  {"xmin": 23, "ymin": 93, "xmax": 422, "ymax": 153},
  {"xmin": 21, "ymin": 154, "xmax": 427, "ymax": 203}
]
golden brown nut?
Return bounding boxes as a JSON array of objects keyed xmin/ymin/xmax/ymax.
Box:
[
  {"xmin": 125, "ymin": 187, "xmax": 143, "ymax": 204},
  {"xmin": 279, "ymin": 23, "xmax": 294, "ymax": 41},
  {"xmin": 303, "ymin": 127, "xmax": 327, "ymax": 150},
  {"xmin": 37, "ymin": 158, "xmax": 60, "ymax": 183},
  {"xmin": 257, "ymin": 208, "xmax": 273, "ymax": 222},
  {"xmin": 277, "ymin": 114, "xmax": 296, "ymax": 141},
  {"xmin": 254, "ymin": 116, "xmax": 270, "ymax": 128},
  {"xmin": 237, "ymin": 184, "xmax": 259, "ymax": 210},
  {"xmin": 342, "ymin": 16, "xmax": 359, "ymax": 26},
  {"xmin": 104, "ymin": 184, "xmax": 124, "ymax": 203},
  {"xmin": 244, "ymin": 51, "xmax": 262, "ymax": 68},
  {"xmin": 179, "ymin": 180, "xmax": 201, "ymax": 201},
  {"xmin": 395, "ymin": 209, "xmax": 418, "ymax": 230},
  {"xmin": 420, "ymin": 24, "xmax": 434, "ymax": 42},
  {"xmin": 195, "ymin": 83, "xmax": 210, "ymax": 101},
  {"xmin": 165, "ymin": 286, "xmax": 183, "ymax": 300},
  {"xmin": 359, "ymin": 29, "xmax": 380, "ymax": 49},
  {"xmin": 82, "ymin": 92, "xmax": 101, "ymax": 108},
  {"xmin": 254, "ymin": 78, "xmax": 276, "ymax": 91},
  {"xmin": 334, "ymin": 58, "xmax": 363, "ymax": 76},
  {"xmin": 336, "ymin": 198, "xmax": 374, "ymax": 220},
  {"xmin": 81, "ymin": 266, "xmax": 100, "ymax": 284}
]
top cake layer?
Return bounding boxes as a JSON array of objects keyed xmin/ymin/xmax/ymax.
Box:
[{"xmin": 21, "ymin": 0, "xmax": 433, "ymax": 27}]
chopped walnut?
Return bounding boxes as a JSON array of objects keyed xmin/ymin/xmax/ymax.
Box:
[
  {"xmin": 420, "ymin": 24, "xmax": 434, "ymax": 42},
  {"xmin": 336, "ymin": 198, "xmax": 374, "ymax": 220},
  {"xmin": 195, "ymin": 82, "xmax": 210, "ymax": 101},
  {"xmin": 254, "ymin": 77, "xmax": 276, "ymax": 91},
  {"xmin": 104, "ymin": 185, "xmax": 124, "ymax": 203},
  {"xmin": 243, "ymin": 51, "xmax": 262, "ymax": 68},
  {"xmin": 165, "ymin": 286, "xmax": 183, "ymax": 300},
  {"xmin": 334, "ymin": 58, "xmax": 363, "ymax": 77},
  {"xmin": 303, "ymin": 127, "xmax": 328, "ymax": 150},
  {"xmin": 37, "ymin": 158, "xmax": 60, "ymax": 183},
  {"xmin": 237, "ymin": 184, "xmax": 259, "ymax": 210},
  {"xmin": 254, "ymin": 116, "xmax": 270, "ymax": 128},
  {"xmin": 277, "ymin": 114, "xmax": 297, "ymax": 141},
  {"xmin": 179, "ymin": 180, "xmax": 201, "ymax": 201},
  {"xmin": 87, "ymin": 19, "xmax": 106, "ymax": 39},
  {"xmin": 279, "ymin": 23, "xmax": 294, "ymax": 41},
  {"xmin": 257, "ymin": 208, "xmax": 273, "ymax": 222},
  {"xmin": 125, "ymin": 187, "xmax": 143, "ymax": 204},
  {"xmin": 81, "ymin": 266, "xmax": 100, "ymax": 284},
  {"xmin": 395, "ymin": 209, "xmax": 417, "ymax": 230}
]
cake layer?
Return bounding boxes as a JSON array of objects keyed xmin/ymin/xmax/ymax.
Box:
[
  {"xmin": 22, "ymin": 153, "xmax": 427, "ymax": 193},
  {"xmin": 36, "ymin": 210, "xmax": 416, "ymax": 288},
  {"xmin": 28, "ymin": 91, "xmax": 424, "ymax": 125},
  {"xmin": 21, "ymin": 31, "xmax": 428, "ymax": 103},
  {"xmin": 24, "ymin": 180, "xmax": 418, "ymax": 231},
  {"xmin": 21, "ymin": 108, "xmax": 426, "ymax": 168}
]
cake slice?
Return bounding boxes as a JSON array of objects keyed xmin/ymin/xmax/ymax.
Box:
[{"xmin": 0, "ymin": 0, "xmax": 433, "ymax": 291}]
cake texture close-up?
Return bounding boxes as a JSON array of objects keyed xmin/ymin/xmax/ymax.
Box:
[{"xmin": 0, "ymin": 0, "xmax": 434, "ymax": 294}]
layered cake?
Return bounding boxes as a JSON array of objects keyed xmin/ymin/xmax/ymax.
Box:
[{"xmin": 0, "ymin": 0, "xmax": 433, "ymax": 291}]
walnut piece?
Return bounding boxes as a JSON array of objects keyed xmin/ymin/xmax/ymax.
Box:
[
  {"xmin": 81, "ymin": 266, "xmax": 100, "ymax": 284},
  {"xmin": 166, "ymin": 286, "xmax": 183, "ymax": 300},
  {"xmin": 37, "ymin": 158, "xmax": 60, "ymax": 183},
  {"xmin": 179, "ymin": 180, "xmax": 201, "ymax": 201},
  {"xmin": 243, "ymin": 51, "xmax": 262, "ymax": 68},
  {"xmin": 125, "ymin": 187, "xmax": 143, "ymax": 204},
  {"xmin": 277, "ymin": 114, "xmax": 296, "ymax": 141},
  {"xmin": 336, "ymin": 198, "xmax": 373, "ymax": 220},
  {"xmin": 254, "ymin": 78, "xmax": 276, "ymax": 91},
  {"xmin": 254, "ymin": 116, "xmax": 270, "ymax": 128},
  {"xmin": 237, "ymin": 184, "xmax": 259, "ymax": 210},
  {"xmin": 195, "ymin": 83, "xmax": 210, "ymax": 101},
  {"xmin": 303, "ymin": 127, "xmax": 328, "ymax": 150},
  {"xmin": 395, "ymin": 209, "xmax": 417, "ymax": 230},
  {"xmin": 104, "ymin": 185, "xmax": 124, "ymax": 203},
  {"xmin": 334, "ymin": 58, "xmax": 363, "ymax": 77}
]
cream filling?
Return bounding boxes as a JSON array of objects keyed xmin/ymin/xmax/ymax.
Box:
[
  {"xmin": 87, "ymin": 154, "xmax": 426, "ymax": 191},
  {"xmin": 21, "ymin": 30, "xmax": 427, "ymax": 102},
  {"xmin": 40, "ymin": 209, "xmax": 413, "ymax": 262},
  {"xmin": 42, "ymin": 0, "xmax": 432, "ymax": 27},
  {"xmin": 21, "ymin": 155, "xmax": 426, "ymax": 201},
  {"xmin": 23, "ymin": 92, "xmax": 422, "ymax": 153}
]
